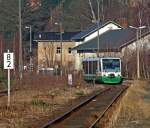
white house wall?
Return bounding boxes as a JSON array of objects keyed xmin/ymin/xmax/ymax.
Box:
[
  {"xmin": 121, "ymin": 33, "xmax": 150, "ymax": 55},
  {"xmin": 84, "ymin": 23, "xmax": 121, "ymax": 42},
  {"xmin": 74, "ymin": 41, "xmax": 83, "ymax": 70}
]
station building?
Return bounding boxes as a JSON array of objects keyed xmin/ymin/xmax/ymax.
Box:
[
  {"xmin": 34, "ymin": 31, "xmax": 80, "ymax": 72},
  {"xmin": 34, "ymin": 21, "xmax": 150, "ymax": 74},
  {"xmin": 71, "ymin": 21, "xmax": 150, "ymax": 71}
]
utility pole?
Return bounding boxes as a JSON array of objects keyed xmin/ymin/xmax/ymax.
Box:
[
  {"xmin": 55, "ymin": 0, "xmax": 63, "ymax": 76},
  {"xmin": 25, "ymin": 26, "xmax": 33, "ymax": 73},
  {"xmin": 96, "ymin": 0, "xmax": 100, "ymax": 57},
  {"xmin": 89, "ymin": 0, "xmax": 96, "ymax": 22},
  {"xmin": 55, "ymin": 22, "xmax": 63, "ymax": 76},
  {"xmin": 136, "ymin": 29, "xmax": 140, "ymax": 79},
  {"xmin": 96, "ymin": 0, "xmax": 100, "ymax": 73},
  {"xmin": 60, "ymin": 22, "xmax": 63, "ymax": 76},
  {"xmin": 101, "ymin": 0, "xmax": 104, "ymax": 21},
  {"xmin": 19, "ymin": 0, "xmax": 23, "ymax": 80}
]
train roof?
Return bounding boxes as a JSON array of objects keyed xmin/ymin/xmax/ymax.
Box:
[{"xmin": 82, "ymin": 57, "xmax": 121, "ymax": 61}]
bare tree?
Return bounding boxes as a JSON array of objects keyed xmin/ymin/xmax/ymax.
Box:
[
  {"xmin": 41, "ymin": 42, "xmax": 55, "ymax": 68},
  {"xmin": 88, "ymin": 0, "xmax": 96, "ymax": 22}
]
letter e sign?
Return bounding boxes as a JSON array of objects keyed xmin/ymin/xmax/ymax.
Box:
[{"xmin": 4, "ymin": 53, "xmax": 14, "ymax": 69}]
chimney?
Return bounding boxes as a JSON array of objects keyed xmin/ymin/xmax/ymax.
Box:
[{"xmin": 117, "ymin": 18, "xmax": 128, "ymax": 28}]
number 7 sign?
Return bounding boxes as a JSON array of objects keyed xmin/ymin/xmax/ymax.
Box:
[{"xmin": 4, "ymin": 52, "xmax": 14, "ymax": 69}]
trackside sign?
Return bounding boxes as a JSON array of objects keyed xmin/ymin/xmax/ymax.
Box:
[{"xmin": 4, "ymin": 52, "xmax": 14, "ymax": 69}]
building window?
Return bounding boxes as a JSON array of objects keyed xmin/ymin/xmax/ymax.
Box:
[
  {"xmin": 56, "ymin": 47, "xmax": 61, "ymax": 54},
  {"xmin": 68, "ymin": 48, "xmax": 72, "ymax": 54}
]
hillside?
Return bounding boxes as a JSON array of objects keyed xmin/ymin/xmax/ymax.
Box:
[
  {"xmin": 47, "ymin": 0, "xmax": 150, "ymax": 31},
  {"xmin": 0, "ymin": 0, "xmax": 149, "ymax": 33}
]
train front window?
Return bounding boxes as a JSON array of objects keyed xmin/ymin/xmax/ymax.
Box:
[{"xmin": 102, "ymin": 59, "xmax": 120, "ymax": 72}]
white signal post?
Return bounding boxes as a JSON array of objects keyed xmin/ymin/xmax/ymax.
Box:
[
  {"xmin": 4, "ymin": 50, "xmax": 14, "ymax": 106},
  {"xmin": 68, "ymin": 74, "xmax": 72, "ymax": 86}
]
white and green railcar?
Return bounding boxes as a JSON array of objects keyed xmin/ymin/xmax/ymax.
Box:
[{"xmin": 82, "ymin": 57, "xmax": 123, "ymax": 84}]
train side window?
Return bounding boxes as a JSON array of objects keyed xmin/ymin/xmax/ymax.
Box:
[
  {"xmin": 97, "ymin": 60, "xmax": 101, "ymax": 72},
  {"xmin": 93, "ymin": 61, "xmax": 97, "ymax": 74},
  {"xmin": 89, "ymin": 61, "xmax": 92, "ymax": 74},
  {"xmin": 82, "ymin": 61, "xmax": 88, "ymax": 74}
]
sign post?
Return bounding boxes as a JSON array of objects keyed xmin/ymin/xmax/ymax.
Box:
[
  {"xmin": 68, "ymin": 74, "xmax": 72, "ymax": 86},
  {"xmin": 4, "ymin": 50, "xmax": 14, "ymax": 106},
  {"xmin": 68, "ymin": 74, "xmax": 73, "ymax": 105}
]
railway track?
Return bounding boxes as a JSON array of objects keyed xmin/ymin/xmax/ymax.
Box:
[
  {"xmin": 0, "ymin": 88, "xmax": 18, "ymax": 97},
  {"xmin": 0, "ymin": 90, "xmax": 8, "ymax": 97},
  {"xmin": 41, "ymin": 85, "xmax": 128, "ymax": 128}
]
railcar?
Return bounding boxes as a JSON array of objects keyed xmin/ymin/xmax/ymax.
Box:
[{"xmin": 82, "ymin": 57, "xmax": 123, "ymax": 84}]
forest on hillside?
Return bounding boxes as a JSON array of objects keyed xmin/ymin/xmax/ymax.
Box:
[
  {"xmin": 0, "ymin": 0, "xmax": 149, "ymax": 52},
  {"xmin": 0, "ymin": 0, "xmax": 150, "ymax": 33},
  {"xmin": 0, "ymin": 0, "xmax": 150, "ymax": 52},
  {"xmin": 0, "ymin": 0, "xmax": 149, "ymax": 79}
]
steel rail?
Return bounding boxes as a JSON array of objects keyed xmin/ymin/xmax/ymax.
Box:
[
  {"xmin": 89, "ymin": 85, "xmax": 128, "ymax": 128},
  {"xmin": 0, "ymin": 88, "xmax": 19, "ymax": 97},
  {"xmin": 0, "ymin": 90, "xmax": 8, "ymax": 93},
  {"xmin": 123, "ymin": 77, "xmax": 133, "ymax": 80},
  {"xmin": 0, "ymin": 90, "xmax": 8, "ymax": 97},
  {"xmin": 41, "ymin": 87, "xmax": 111, "ymax": 128}
]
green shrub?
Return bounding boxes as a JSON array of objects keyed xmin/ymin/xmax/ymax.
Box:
[
  {"xmin": 30, "ymin": 99, "xmax": 50, "ymax": 107},
  {"xmin": 75, "ymin": 90, "xmax": 84, "ymax": 97}
]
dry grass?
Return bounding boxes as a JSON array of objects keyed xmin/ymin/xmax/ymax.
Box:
[
  {"xmin": 113, "ymin": 80, "xmax": 150, "ymax": 128},
  {"xmin": 0, "ymin": 75, "xmax": 103, "ymax": 128},
  {"xmin": 121, "ymin": 80, "xmax": 149, "ymax": 116}
]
